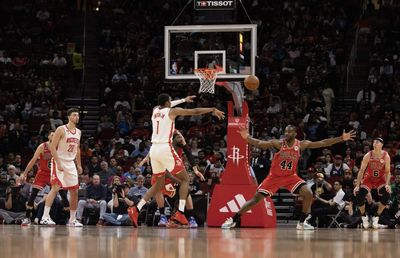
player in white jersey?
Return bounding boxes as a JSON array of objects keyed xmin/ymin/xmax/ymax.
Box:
[
  {"xmin": 40, "ymin": 108, "xmax": 83, "ymax": 227},
  {"xmin": 129, "ymin": 93, "xmax": 225, "ymax": 227}
]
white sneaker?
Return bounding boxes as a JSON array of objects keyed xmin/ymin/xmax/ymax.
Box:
[
  {"xmin": 221, "ymin": 217, "xmax": 236, "ymax": 229},
  {"xmin": 372, "ymin": 216, "xmax": 379, "ymax": 229},
  {"xmin": 67, "ymin": 219, "xmax": 83, "ymax": 227},
  {"xmin": 361, "ymin": 216, "xmax": 370, "ymax": 229},
  {"xmin": 296, "ymin": 222, "xmax": 303, "ymax": 230},
  {"xmin": 40, "ymin": 217, "xmax": 56, "ymax": 226},
  {"xmin": 303, "ymin": 219, "xmax": 315, "ymax": 230},
  {"xmin": 21, "ymin": 218, "xmax": 31, "ymax": 226}
]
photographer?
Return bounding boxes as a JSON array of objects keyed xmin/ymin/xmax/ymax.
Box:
[
  {"xmin": 103, "ymin": 183, "xmax": 136, "ymax": 226},
  {"xmin": 0, "ymin": 178, "xmax": 27, "ymax": 224}
]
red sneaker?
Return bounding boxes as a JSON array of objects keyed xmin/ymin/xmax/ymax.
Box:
[
  {"xmin": 128, "ymin": 207, "xmax": 139, "ymax": 227},
  {"xmin": 171, "ymin": 211, "xmax": 188, "ymax": 225}
]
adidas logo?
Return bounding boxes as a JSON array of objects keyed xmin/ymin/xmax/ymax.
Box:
[{"xmin": 219, "ymin": 194, "xmax": 252, "ymax": 213}]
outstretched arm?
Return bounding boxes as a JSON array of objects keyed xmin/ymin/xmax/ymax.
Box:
[
  {"xmin": 21, "ymin": 144, "xmax": 44, "ymax": 181},
  {"xmin": 181, "ymin": 144, "xmax": 205, "ymax": 181},
  {"xmin": 237, "ymin": 127, "xmax": 281, "ymax": 149},
  {"xmin": 138, "ymin": 153, "xmax": 150, "ymax": 167},
  {"xmin": 169, "ymin": 107, "xmax": 225, "ymax": 120},
  {"xmin": 170, "ymin": 95, "xmax": 196, "ymax": 107},
  {"xmin": 300, "ymin": 130, "xmax": 356, "ymax": 150}
]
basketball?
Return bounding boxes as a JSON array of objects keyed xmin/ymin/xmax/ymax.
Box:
[{"xmin": 244, "ymin": 75, "xmax": 260, "ymax": 90}]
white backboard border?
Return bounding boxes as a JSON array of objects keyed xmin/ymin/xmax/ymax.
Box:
[{"xmin": 164, "ymin": 24, "xmax": 257, "ymax": 80}]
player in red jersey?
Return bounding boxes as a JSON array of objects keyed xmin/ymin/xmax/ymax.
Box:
[
  {"xmin": 221, "ymin": 125, "xmax": 356, "ymax": 230},
  {"xmin": 354, "ymin": 137, "xmax": 391, "ymax": 229},
  {"xmin": 20, "ymin": 131, "xmax": 69, "ymax": 226}
]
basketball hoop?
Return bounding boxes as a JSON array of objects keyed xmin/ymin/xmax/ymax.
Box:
[{"xmin": 194, "ymin": 68, "xmax": 220, "ymax": 94}]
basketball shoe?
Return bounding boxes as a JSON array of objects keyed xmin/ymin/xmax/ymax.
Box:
[
  {"xmin": 158, "ymin": 215, "xmax": 168, "ymax": 227},
  {"xmin": 40, "ymin": 217, "xmax": 56, "ymax": 226},
  {"xmin": 128, "ymin": 206, "xmax": 139, "ymax": 227},
  {"xmin": 170, "ymin": 211, "xmax": 188, "ymax": 225}
]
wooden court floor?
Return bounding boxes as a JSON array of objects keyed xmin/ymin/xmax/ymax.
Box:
[{"xmin": 0, "ymin": 225, "xmax": 399, "ymax": 258}]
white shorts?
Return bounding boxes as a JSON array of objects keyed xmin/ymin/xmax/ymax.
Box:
[
  {"xmin": 150, "ymin": 143, "xmax": 184, "ymax": 175},
  {"xmin": 51, "ymin": 159, "xmax": 79, "ymax": 190}
]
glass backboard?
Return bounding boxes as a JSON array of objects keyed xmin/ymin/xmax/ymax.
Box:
[{"xmin": 164, "ymin": 24, "xmax": 257, "ymax": 80}]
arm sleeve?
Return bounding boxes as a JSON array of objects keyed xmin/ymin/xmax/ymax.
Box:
[
  {"xmin": 171, "ymin": 99, "xmax": 185, "ymax": 107},
  {"xmin": 182, "ymin": 145, "xmax": 196, "ymax": 168}
]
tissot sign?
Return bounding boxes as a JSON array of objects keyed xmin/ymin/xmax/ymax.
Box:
[{"xmin": 194, "ymin": 0, "xmax": 236, "ymax": 10}]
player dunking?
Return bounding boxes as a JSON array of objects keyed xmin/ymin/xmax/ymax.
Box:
[
  {"xmin": 40, "ymin": 108, "xmax": 83, "ymax": 226},
  {"xmin": 222, "ymin": 125, "xmax": 356, "ymax": 230},
  {"xmin": 20, "ymin": 131, "xmax": 70, "ymax": 226},
  {"xmin": 129, "ymin": 93, "xmax": 224, "ymax": 227},
  {"xmin": 354, "ymin": 137, "xmax": 391, "ymax": 229}
]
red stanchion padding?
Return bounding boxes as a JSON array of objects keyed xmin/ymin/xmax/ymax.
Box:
[
  {"xmin": 207, "ymin": 101, "xmax": 277, "ymax": 227},
  {"xmin": 207, "ymin": 184, "xmax": 276, "ymax": 227},
  {"xmin": 219, "ymin": 101, "xmax": 253, "ymax": 185}
]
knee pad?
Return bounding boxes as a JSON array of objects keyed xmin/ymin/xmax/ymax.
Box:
[
  {"xmin": 379, "ymin": 188, "xmax": 390, "ymax": 205},
  {"xmin": 356, "ymin": 187, "xmax": 368, "ymax": 206}
]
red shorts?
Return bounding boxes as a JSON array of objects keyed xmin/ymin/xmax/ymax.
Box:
[
  {"xmin": 151, "ymin": 176, "xmax": 176, "ymax": 198},
  {"xmin": 257, "ymin": 174, "xmax": 305, "ymax": 196},
  {"xmin": 33, "ymin": 170, "xmax": 51, "ymax": 190},
  {"xmin": 360, "ymin": 177, "xmax": 386, "ymax": 192}
]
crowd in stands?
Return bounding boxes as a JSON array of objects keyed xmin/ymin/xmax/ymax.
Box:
[
  {"xmin": 1, "ymin": 0, "xmax": 400, "ymax": 227},
  {"xmin": 295, "ymin": 1, "xmax": 400, "ymax": 228}
]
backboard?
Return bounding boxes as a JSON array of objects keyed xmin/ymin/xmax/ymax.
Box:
[{"xmin": 164, "ymin": 24, "xmax": 257, "ymax": 81}]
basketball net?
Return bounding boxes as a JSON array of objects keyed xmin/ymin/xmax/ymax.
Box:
[
  {"xmin": 194, "ymin": 65, "xmax": 223, "ymax": 94},
  {"xmin": 194, "ymin": 69, "xmax": 218, "ymax": 94},
  {"xmin": 194, "ymin": 65, "xmax": 244, "ymax": 115}
]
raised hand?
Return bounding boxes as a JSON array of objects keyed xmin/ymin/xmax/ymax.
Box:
[
  {"xmin": 184, "ymin": 95, "xmax": 197, "ymax": 103},
  {"xmin": 237, "ymin": 126, "xmax": 249, "ymax": 140},
  {"xmin": 212, "ymin": 108, "xmax": 225, "ymax": 120},
  {"xmin": 342, "ymin": 130, "xmax": 356, "ymax": 141}
]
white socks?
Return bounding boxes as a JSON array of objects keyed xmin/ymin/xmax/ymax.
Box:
[
  {"xmin": 179, "ymin": 200, "xmax": 186, "ymax": 213},
  {"xmin": 137, "ymin": 199, "xmax": 146, "ymax": 211},
  {"xmin": 70, "ymin": 210, "xmax": 76, "ymax": 222},
  {"xmin": 43, "ymin": 206, "xmax": 51, "ymax": 219}
]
